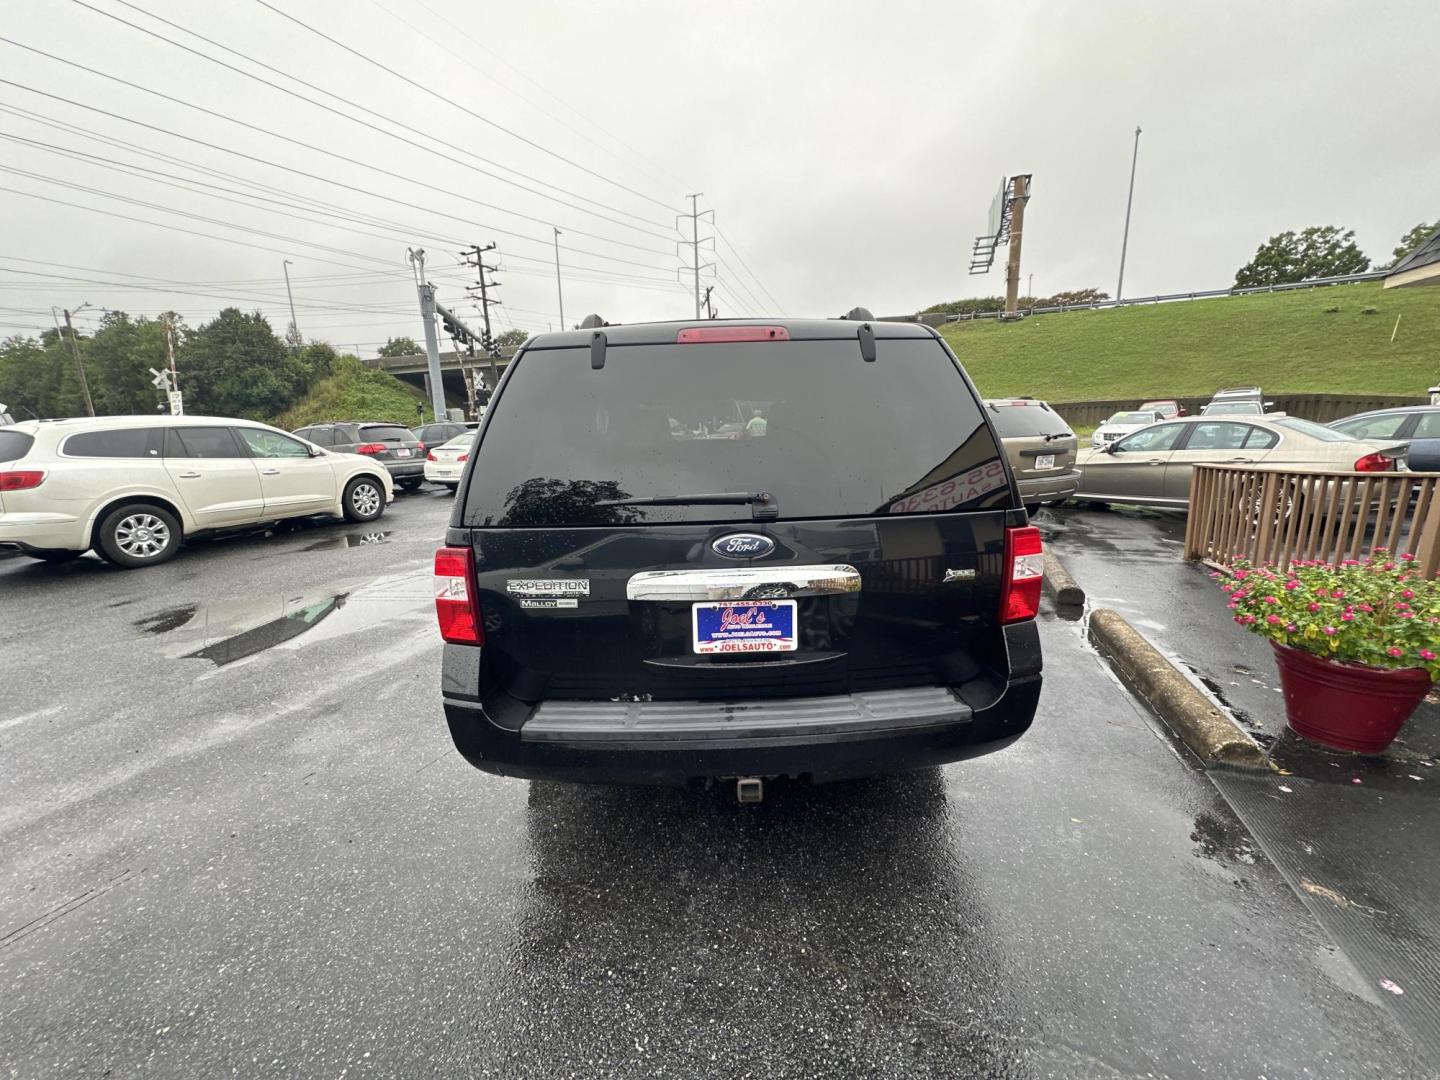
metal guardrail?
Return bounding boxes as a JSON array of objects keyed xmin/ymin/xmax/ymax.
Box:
[
  {"xmin": 942, "ymin": 271, "xmax": 1389, "ymax": 323},
  {"xmin": 1183, "ymin": 464, "xmax": 1440, "ymax": 578}
]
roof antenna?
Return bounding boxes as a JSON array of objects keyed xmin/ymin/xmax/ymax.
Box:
[
  {"xmin": 590, "ymin": 330, "xmax": 607, "ymax": 369},
  {"xmin": 857, "ymin": 322, "xmax": 876, "ymax": 362}
]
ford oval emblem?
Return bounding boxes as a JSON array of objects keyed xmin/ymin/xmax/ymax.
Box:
[{"xmin": 712, "ymin": 533, "xmax": 776, "ymax": 560}]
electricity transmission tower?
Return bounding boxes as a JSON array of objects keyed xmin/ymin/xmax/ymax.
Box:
[{"xmin": 677, "ymin": 194, "xmax": 715, "ymax": 319}]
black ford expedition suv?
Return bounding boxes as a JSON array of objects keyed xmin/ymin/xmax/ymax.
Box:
[{"xmin": 435, "ymin": 317, "xmax": 1043, "ymax": 792}]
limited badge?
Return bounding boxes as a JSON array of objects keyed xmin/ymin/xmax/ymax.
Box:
[{"xmin": 507, "ymin": 579, "xmax": 591, "ymax": 597}]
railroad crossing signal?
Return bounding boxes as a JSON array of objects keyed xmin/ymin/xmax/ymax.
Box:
[{"xmin": 149, "ymin": 367, "xmax": 173, "ymax": 391}]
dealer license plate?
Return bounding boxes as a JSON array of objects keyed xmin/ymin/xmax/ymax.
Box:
[
  {"xmin": 396, "ymin": 448, "xmax": 412, "ymax": 457},
  {"xmin": 1035, "ymin": 454, "xmax": 1055, "ymax": 470},
  {"xmin": 692, "ymin": 600, "xmax": 797, "ymax": 654}
]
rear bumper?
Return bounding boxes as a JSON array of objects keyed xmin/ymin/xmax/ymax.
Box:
[
  {"xmin": 0, "ymin": 512, "xmax": 87, "ymax": 552},
  {"xmin": 383, "ymin": 460, "xmax": 425, "ymax": 479},
  {"xmin": 1017, "ymin": 471, "xmax": 1080, "ymax": 502},
  {"xmin": 442, "ymin": 674, "xmax": 1040, "ymax": 786}
]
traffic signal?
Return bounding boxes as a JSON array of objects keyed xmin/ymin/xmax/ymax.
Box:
[{"xmin": 439, "ymin": 308, "xmax": 471, "ymax": 345}]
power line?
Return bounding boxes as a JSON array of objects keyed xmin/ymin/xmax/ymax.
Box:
[
  {"xmin": 251, "ymin": 0, "xmax": 679, "ymax": 215},
  {"xmin": 72, "ymin": 0, "xmax": 677, "ymax": 237},
  {"xmin": 0, "ymin": 84, "xmax": 680, "ymax": 273},
  {"xmin": 0, "ymin": 36, "xmax": 673, "ymax": 257},
  {"xmin": 714, "ymin": 223, "xmax": 786, "ymax": 314},
  {"xmin": 367, "ymin": 0, "xmax": 689, "ymax": 194}
]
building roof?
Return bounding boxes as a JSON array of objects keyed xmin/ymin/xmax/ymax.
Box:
[{"xmin": 1384, "ymin": 224, "xmax": 1440, "ymax": 289}]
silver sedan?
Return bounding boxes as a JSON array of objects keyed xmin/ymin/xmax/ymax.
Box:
[{"xmin": 1073, "ymin": 416, "xmax": 1407, "ymax": 509}]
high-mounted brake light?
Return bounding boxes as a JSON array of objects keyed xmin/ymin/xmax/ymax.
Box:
[
  {"xmin": 0, "ymin": 470, "xmax": 45, "ymax": 492},
  {"xmin": 1000, "ymin": 526, "xmax": 1044, "ymax": 624},
  {"xmin": 1353, "ymin": 452, "xmax": 1395, "ymax": 473},
  {"xmin": 355, "ymin": 443, "xmax": 386, "ymax": 455},
  {"xmin": 676, "ymin": 326, "xmax": 790, "ymax": 344},
  {"xmin": 434, "ymin": 546, "xmax": 483, "ymax": 645}
]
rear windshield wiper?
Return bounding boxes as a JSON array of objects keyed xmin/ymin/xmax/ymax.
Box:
[
  {"xmin": 596, "ymin": 491, "xmax": 779, "ymax": 520},
  {"xmin": 1041, "ymin": 432, "xmax": 1070, "ymax": 442}
]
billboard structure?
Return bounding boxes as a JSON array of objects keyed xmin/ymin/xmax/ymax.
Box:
[{"xmin": 970, "ymin": 176, "xmax": 1022, "ymax": 274}]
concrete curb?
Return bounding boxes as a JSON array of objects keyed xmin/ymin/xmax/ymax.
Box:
[
  {"xmin": 1088, "ymin": 608, "xmax": 1267, "ymax": 769},
  {"xmin": 1043, "ymin": 552, "xmax": 1085, "ymax": 607}
]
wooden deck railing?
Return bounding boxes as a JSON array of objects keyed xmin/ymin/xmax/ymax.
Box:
[{"xmin": 1184, "ymin": 464, "xmax": 1440, "ymax": 577}]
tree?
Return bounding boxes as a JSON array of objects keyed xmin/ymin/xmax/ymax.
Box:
[
  {"xmin": 1391, "ymin": 221, "xmax": 1436, "ymax": 265},
  {"xmin": 378, "ymin": 336, "xmax": 420, "ymax": 357},
  {"xmin": 1234, "ymin": 225, "xmax": 1371, "ymax": 287},
  {"xmin": 1041, "ymin": 288, "xmax": 1110, "ymax": 307},
  {"xmin": 179, "ymin": 308, "xmax": 311, "ymax": 419},
  {"xmin": 85, "ymin": 311, "xmax": 175, "ymax": 415},
  {"xmin": 496, "ymin": 328, "xmax": 528, "ymax": 348}
]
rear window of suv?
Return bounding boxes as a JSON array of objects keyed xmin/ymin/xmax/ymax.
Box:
[
  {"xmin": 986, "ymin": 403, "xmax": 1072, "ymax": 438},
  {"xmin": 0, "ymin": 430, "xmax": 34, "ymax": 462},
  {"xmin": 462, "ymin": 337, "xmax": 1009, "ymax": 526},
  {"xmin": 359, "ymin": 425, "xmax": 413, "ymax": 443},
  {"xmin": 64, "ymin": 428, "xmax": 163, "ymax": 458}
]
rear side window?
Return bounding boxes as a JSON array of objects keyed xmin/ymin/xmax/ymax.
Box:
[
  {"xmin": 463, "ymin": 337, "xmax": 1008, "ymax": 526},
  {"xmin": 1414, "ymin": 412, "xmax": 1440, "ymax": 438},
  {"xmin": 0, "ymin": 430, "xmax": 35, "ymax": 462},
  {"xmin": 1333, "ymin": 414, "xmax": 1409, "ymax": 440},
  {"xmin": 165, "ymin": 427, "xmax": 245, "ymax": 458},
  {"xmin": 1244, "ymin": 427, "xmax": 1279, "ymax": 449},
  {"xmin": 359, "ymin": 425, "xmax": 413, "ymax": 443},
  {"xmin": 64, "ymin": 428, "xmax": 162, "ymax": 458},
  {"xmin": 1272, "ymin": 417, "xmax": 1354, "ymax": 443},
  {"xmin": 986, "ymin": 403, "xmax": 1072, "ymax": 438}
]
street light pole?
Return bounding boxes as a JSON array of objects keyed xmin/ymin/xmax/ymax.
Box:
[
  {"xmin": 552, "ymin": 227, "xmax": 565, "ymax": 330},
  {"xmin": 1116, "ymin": 125, "xmax": 1142, "ymax": 302},
  {"xmin": 282, "ymin": 259, "xmax": 300, "ymax": 347}
]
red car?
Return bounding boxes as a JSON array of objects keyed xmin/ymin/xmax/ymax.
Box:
[{"xmin": 1140, "ymin": 399, "xmax": 1186, "ymax": 419}]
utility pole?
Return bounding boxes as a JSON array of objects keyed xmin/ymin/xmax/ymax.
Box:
[
  {"xmin": 1003, "ymin": 175, "xmax": 1032, "ymax": 318},
  {"xmin": 677, "ymin": 195, "xmax": 715, "ymax": 319},
  {"xmin": 282, "ymin": 259, "xmax": 300, "ymax": 347},
  {"xmin": 1117, "ymin": 125, "xmax": 1142, "ymax": 302},
  {"xmin": 552, "ymin": 227, "xmax": 565, "ymax": 330},
  {"xmin": 702, "ymin": 285, "xmax": 716, "ymax": 319},
  {"xmin": 407, "ymin": 247, "xmax": 447, "ymax": 422},
  {"xmin": 464, "ymin": 242, "xmax": 503, "ymax": 401},
  {"xmin": 55, "ymin": 305, "xmax": 95, "ymax": 416}
]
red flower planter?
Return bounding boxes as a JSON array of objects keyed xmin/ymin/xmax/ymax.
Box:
[{"xmin": 1271, "ymin": 642, "xmax": 1432, "ymax": 754}]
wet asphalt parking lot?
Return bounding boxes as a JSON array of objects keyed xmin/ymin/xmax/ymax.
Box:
[{"xmin": 0, "ymin": 491, "xmax": 1431, "ymax": 1078}]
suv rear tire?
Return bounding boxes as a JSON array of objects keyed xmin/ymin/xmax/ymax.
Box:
[
  {"xmin": 343, "ymin": 477, "xmax": 386, "ymax": 522},
  {"xmin": 397, "ymin": 478, "xmax": 423, "ymax": 492},
  {"xmin": 29, "ymin": 549, "xmax": 83, "ymax": 564},
  {"xmin": 96, "ymin": 503, "xmax": 182, "ymax": 568}
]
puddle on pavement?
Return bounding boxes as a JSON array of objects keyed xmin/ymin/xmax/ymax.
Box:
[
  {"xmin": 1190, "ymin": 811, "xmax": 1257, "ymax": 866},
  {"xmin": 302, "ymin": 531, "xmax": 392, "ymax": 553},
  {"xmin": 132, "ymin": 569, "xmax": 432, "ymax": 666}
]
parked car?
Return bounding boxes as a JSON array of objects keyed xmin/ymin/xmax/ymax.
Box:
[
  {"xmin": 984, "ymin": 398, "xmax": 1079, "ymax": 513},
  {"xmin": 1330, "ymin": 406, "xmax": 1440, "ymax": 472},
  {"xmin": 1074, "ymin": 416, "xmax": 1407, "ymax": 509},
  {"xmin": 290, "ymin": 421, "xmax": 426, "ymax": 490},
  {"xmin": 412, "ymin": 420, "xmax": 478, "ymax": 451},
  {"xmin": 1201, "ymin": 386, "xmax": 1273, "ymax": 416},
  {"xmin": 1091, "ymin": 410, "xmax": 1163, "ymax": 448},
  {"xmin": 424, "ymin": 431, "xmax": 475, "ymax": 491},
  {"xmin": 435, "ymin": 317, "xmax": 1044, "ymax": 792},
  {"xmin": 1139, "ymin": 399, "xmax": 1186, "ymax": 419},
  {"xmin": 0, "ymin": 416, "xmax": 393, "ymax": 568}
]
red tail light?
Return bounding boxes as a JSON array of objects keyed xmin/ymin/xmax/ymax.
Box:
[
  {"xmin": 1353, "ymin": 452, "xmax": 1394, "ymax": 472},
  {"xmin": 0, "ymin": 470, "xmax": 45, "ymax": 492},
  {"xmin": 426, "ymin": 452, "xmax": 438, "ymax": 462},
  {"xmin": 1000, "ymin": 526, "xmax": 1044, "ymax": 624},
  {"xmin": 457, "ymin": 453, "xmax": 468, "ymax": 463},
  {"xmin": 676, "ymin": 326, "xmax": 790, "ymax": 343},
  {"xmin": 356, "ymin": 442, "xmax": 386, "ymax": 455},
  {"xmin": 435, "ymin": 546, "xmax": 483, "ymax": 644},
  {"xmin": 415, "ymin": 442, "xmax": 426, "ymax": 453}
]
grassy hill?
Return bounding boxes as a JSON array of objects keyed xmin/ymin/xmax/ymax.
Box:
[
  {"xmin": 274, "ymin": 356, "xmax": 433, "ymax": 430},
  {"xmin": 939, "ymin": 282, "xmax": 1439, "ymax": 401}
]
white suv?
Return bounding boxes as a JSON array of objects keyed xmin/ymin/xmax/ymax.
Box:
[{"xmin": 0, "ymin": 415, "xmax": 394, "ymax": 568}]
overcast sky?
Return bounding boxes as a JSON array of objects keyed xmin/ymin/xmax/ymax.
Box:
[{"xmin": 2, "ymin": 0, "xmax": 1437, "ymax": 352}]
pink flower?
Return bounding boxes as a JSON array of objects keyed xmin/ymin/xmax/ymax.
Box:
[
  {"xmin": 1307, "ymin": 603, "xmax": 1321, "ymax": 613},
  {"xmin": 1383, "ymin": 562, "xmax": 1397, "ymax": 571},
  {"xmin": 1401, "ymin": 552, "xmax": 1415, "ymax": 561},
  {"xmin": 1360, "ymin": 603, "xmax": 1374, "ymax": 613},
  {"xmin": 1227, "ymin": 601, "xmax": 1238, "ymax": 610},
  {"xmin": 1323, "ymin": 626, "xmax": 1338, "ymax": 636},
  {"xmin": 1284, "ymin": 580, "xmax": 1300, "ymax": 591},
  {"xmin": 1220, "ymin": 584, "xmax": 1235, "ymax": 594},
  {"xmin": 1332, "ymin": 590, "xmax": 1346, "ymax": 599},
  {"xmin": 1399, "ymin": 611, "xmax": 1415, "ymax": 619},
  {"xmin": 1389, "ymin": 647, "xmax": 1404, "ymax": 658},
  {"xmin": 1266, "ymin": 614, "xmax": 1282, "ymax": 625},
  {"xmin": 1286, "ymin": 623, "xmax": 1299, "ymax": 633},
  {"xmin": 1341, "ymin": 613, "xmax": 1355, "ymax": 622},
  {"xmin": 1263, "ymin": 596, "xmax": 1279, "ymax": 605},
  {"xmin": 1422, "ymin": 649, "xmax": 1437, "ymax": 661},
  {"xmin": 1234, "ymin": 570, "xmax": 1250, "ymax": 581},
  {"xmin": 1402, "ymin": 590, "xmax": 1415, "ymax": 600},
  {"xmin": 1314, "ymin": 585, "xmax": 1329, "ymax": 595}
]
